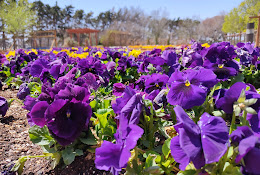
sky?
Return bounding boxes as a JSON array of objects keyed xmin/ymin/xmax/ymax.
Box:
[{"xmin": 30, "ymin": 0, "xmax": 244, "ymax": 20}]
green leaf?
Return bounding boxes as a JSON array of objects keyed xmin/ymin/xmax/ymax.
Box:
[
  {"xmin": 227, "ymin": 146, "xmax": 234, "ymax": 159},
  {"xmin": 177, "ymin": 170, "xmax": 197, "ymax": 175},
  {"xmin": 162, "ymin": 138, "xmax": 171, "ymax": 158},
  {"xmin": 44, "ymin": 152, "xmax": 61, "ymax": 169},
  {"xmin": 145, "ymin": 154, "xmax": 157, "ymax": 167},
  {"xmin": 223, "ymin": 164, "xmax": 242, "ymax": 175},
  {"xmin": 232, "ymin": 73, "xmax": 244, "ymax": 84},
  {"xmin": 61, "ymin": 147, "xmax": 83, "ymax": 165},
  {"xmin": 89, "ymin": 100, "xmax": 97, "ymax": 109},
  {"xmin": 28, "ymin": 125, "xmax": 54, "ymax": 145},
  {"xmin": 75, "ymin": 70, "xmax": 81, "ymax": 78},
  {"xmin": 79, "ymin": 131, "xmax": 97, "ymax": 145},
  {"xmin": 143, "ymin": 151, "xmax": 159, "ymax": 158},
  {"xmin": 96, "ymin": 108, "xmax": 113, "ymax": 115},
  {"xmin": 4, "ymin": 77, "xmax": 14, "ymax": 85},
  {"xmin": 161, "ymin": 160, "xmax": 171, "ymax": 168},
  {"xmin": 94, "ymin": 108, "xmax": 114, "ymax": 128},
  {"xmin": 11, "ymin": 156, "xmax": 28, "ymax": 175},
  {"xmin": 95, "ymin": 113, "xmax": 108, "ymax": 128},
  {"xmin": 8, "ymin": 98, "xmax": 15, "ymax": 107},
  {"xmin": 144, "ymin": 153, "xmax": 164, "ymax": 174},
  {"xmin": 102, "ymin": 99, "xmax": 111, "ymax": 109},
  {"xmin": 144, "ymin": 166, "xmax": 164, "ymax": 174}
]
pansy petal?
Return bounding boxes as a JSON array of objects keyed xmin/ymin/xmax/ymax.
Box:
[
  {"xmin": 230, "ymin": 126, "xmax": 254, "ymax": 144},
  {"xmin": 95, "ymin": 141, "xmax": 123, "ymax": 171},
  {"xmin": 167, "ymin": 83, "xmax": 206, "ymax": 109},
  {"xmin": 170, "ymin": 136, "xmax": 190, "ymax": 170},
  {"xmin": 124, "ymin": 124, "xmax": 144, "ymax": 150},
  {"xmin": 45, "ymin": 99, "xmax": 91, "ymax": 146},
  {"xmin": 198, "ymin": 113, "xmax": 229, "ymax": 164},
  {"xmin": 178, "ymin": 128, "xmax": 203, "ymax": 166},
  {"xmin": 112, "ymin": 86, "xmax": 136, "ymax": 114},
  {"xmin": 236, "ymin": 136, "xmax": 258, "ymax": 163},
  {"xmin": 30, "ymin": 101, "xmax": 49, "ymax": 127},
  {"xmin": 243, "ymin": 147, "xmax": 260, "ymax": 174},
  {"xmin": 173, "ymin": 105, "xmax": 200, "ymax": 134},
  {"xmin": 190, "ymin": 68, "xmax": 217, "ymax": 88}
]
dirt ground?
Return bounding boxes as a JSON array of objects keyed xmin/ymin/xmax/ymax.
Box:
[{"xmin": 0, "ymin": 89, "xmax": 109, "ymax": 175}]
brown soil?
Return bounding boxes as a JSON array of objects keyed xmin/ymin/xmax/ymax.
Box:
[{"xmin": 0, "ymin": 89, "xmax": 110, "ymax": 175}]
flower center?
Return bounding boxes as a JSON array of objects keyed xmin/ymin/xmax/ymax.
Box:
[
  {"xmin": 185, "ymin": 80, "xmax": 191, "ymax": 87},
  {"xmin": 238, "ymin": 103, "xmax": 246, "ymax": 109},
  {"xmin": 89, "ymin": 68, "xmax": 92, "ymax": 72},
  {"xmin": 66, "ymin": 111, "xmax": 71, "ymax": 118},
  {"xmin": 218, "ymin": 64, "xmax": 224, "ymax": 68},
  {"xmin": 155, "ymin": 84, "xmax": 159, "ymax": 88}
]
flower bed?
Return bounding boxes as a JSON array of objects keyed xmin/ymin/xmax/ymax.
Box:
[{"xmin": 0, "ymin": 41, "xmax": 260, "ymax": 175}]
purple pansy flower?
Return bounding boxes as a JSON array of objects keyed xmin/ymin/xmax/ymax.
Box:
[
  {"xmin": 161, "ymin": 50, "xmax": 178, "ymax": 66},
  {"xmin": 170, "ymin": 106, "xmax": 229, "ymax": 170},
  {"xmin": 30, "ymin": 58, "xmax": 50, "ymax": 78},
  {"xmin": 247, "ymin": 107, "xmax": 260, "ymax": 136},
  {"xmin": 216, "ymin": 82, "xmax": 260, "ymax": 114},
  {"xmin": 95, "ymin": 124, "xmax": 143, "ymax": 175},
  {"xmin": 144, "ymin": 73, "xmax": 169, "ymax": 94},
  {"xmin": 182, "ymin": 52, "xmax": 203, "ymax": 69},
  {"xmin": 167, "ymin": 68, "xmax": 217, "ymax": 109},
  {"xmin": 135, "ymin": 75, "xmax": 149, "ymax": 91},
  {"xmin": 203, "ymin": 59, "xmax": 239, "ymax": 80},
  {"xmin": 55, "ymin": 84, "xmax": 90, "ymax": 103},
  {"xmin": 230, "ymin": 126, "xmax": 260, "ymax": 174},
  {"xmin": 45, "ymin": 99, "xmax": 92, "ymax": 146},
  {"xmin": 112, "ymin": 86, "xmax": 136, "ymax": 114},
  {"xmin": 112, "ymin": 83, "xmax": 126, "ymax": 96},
  {"xmin": 30, "ymin": 101, "xmax": 49, "ymax": 127},
  {"xmin": 118, "ymin": 93, "xmax": 143, "ymax": 125},
  {"xmin": 17, "ymin": 83, "xmax": 30, "ymax": 100},
  {"xmin": 0, "ymin": 97, "xmax": 8, "ymax": 117},
  {"xmin": 75, "ymin": 72, "xmax": 99, "ymax": 91},
  {"xmin": 203, "ymin": 42, "xmax": 237, "ymax": 64},
  {"xmin": 23, "ymin": 96, "xmax": 38, "ymax": 111}
]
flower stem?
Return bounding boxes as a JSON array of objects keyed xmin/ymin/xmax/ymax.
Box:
[
  {"xmin": 242, "ymin": 110, "xmax": 248, "ymax": 126},
  {"xmin": 218, "ymin": 147, "xmax": 229, "ymax": 174},
  {"xmin": 229, "ymin": 112, "xmax": 236, "ymax": 135}
]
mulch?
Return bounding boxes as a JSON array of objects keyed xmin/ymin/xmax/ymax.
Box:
[{"xmin": 0, "ymin": 89, "xmax": 110, "ymax": 175}]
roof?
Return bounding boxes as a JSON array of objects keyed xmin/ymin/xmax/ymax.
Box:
[{"xmin": 66, "ymin": 28, "xmax": 99, "ymax": 34}]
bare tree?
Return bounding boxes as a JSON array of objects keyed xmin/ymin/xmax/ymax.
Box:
[
  {"xmin": 148, "ymin": 9, "xmax": 169, "ymax": 45},
  {"xmin": 198, "ymin": 15, "xmax": 225, "ymax": 43},
  {"xmin": 177, "ymin": 17, "xmax": 200, "ymax": 44}
]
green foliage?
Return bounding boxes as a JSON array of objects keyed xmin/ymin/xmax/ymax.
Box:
[
  {"xmin": 222, "ymin": 8, "xmax": 246, "ymax": 33},
  {"xmin": 162, "ymin": 138, "xmax": 171, "ymax": 159},
  {"xmin": 79, "ymin": 130, "xmax": 97, "ymax": 145},
  {"xmin": 222, "ymin": 0, "xmax": 260, "ymax": 33},
  {"xmin": 11, "ymin": 156, "xmax": 29, "ymax": 175},
  {"xmin": 0, "ymin": 0, "xmax": 36, "ymax": 35},
  {"xmin": 61, "ymin": 147, "xmax": 83, "ymax": 165},
  {"xmin": 29, "ymin": 125, "xmax": 55, "ymax": 145}
]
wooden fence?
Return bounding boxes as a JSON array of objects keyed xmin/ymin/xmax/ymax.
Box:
[{"xmin": 225, "ymin": 30, "xmax": 257, "ymax": 45}]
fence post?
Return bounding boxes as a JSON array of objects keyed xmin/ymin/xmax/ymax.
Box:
[{"xmin": 246, "ymin": 23, "xmax": 254, "ymax": 43}]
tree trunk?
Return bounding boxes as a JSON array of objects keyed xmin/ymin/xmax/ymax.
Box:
[
  {"xmin": 3, "ymin": 31, "xmax": 6, "ymax": 50},
  {"xmin": 13, "ymin": 34, "xmax": 16, "ymax": 50},
  {"xmin": 23, "ymin": 33, "xmax": 25, "ymax": 48},
  {"xmin": 167, "ymin": 34, "xmax": 171, "ymax": 45}
]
